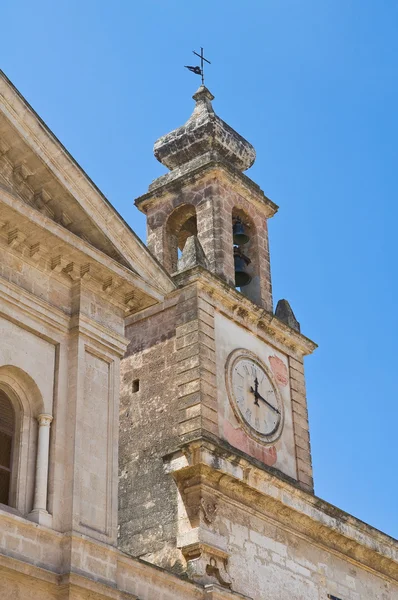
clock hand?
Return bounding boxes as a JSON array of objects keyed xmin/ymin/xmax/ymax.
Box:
[
  {"xmin": 257, "ymin": 393, "xmax": 280, "ymax": 414},
  {"xmin": 250, "ymin": 377, "xmax": 260, "ymax": 406},
  {"xmin": 250, "ymin": 381, "xmax": 280, "ymax": 415}
]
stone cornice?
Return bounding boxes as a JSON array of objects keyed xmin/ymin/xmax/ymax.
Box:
[
  {"xmin": 0, "ymin": 70, "xmax": 174, "ymax": 296},
  {"xmin": 0, "ymin": 277, "xmax": 129, "ymax": 358},
  {"xmin": 0, "ymin": 273, "xmax": 128, "ymax": 357},
  {"xmin": 173, "ymin": 266, "xmax": 317, "ymax": 357},
  {"xmin": 164, "ymin": 440, "xmax": 398, "ymax": 584},
  {"xmin": 0, "ymin": 276, "xmax": 69, "ymax": 339},
  {"xmin": 0, "ymin": 187, "xmax": 163, "ymax": 313},
  {"xmin": 135, "ymin": 156, "xmax": 278, "ymax": 219},
  {"xmin": 70, "ymin": 313, "xmax": 129, "ymax": 357}
]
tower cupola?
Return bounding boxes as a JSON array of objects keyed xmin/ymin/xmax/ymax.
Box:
[{"xmin": 153, "ymin": 85, "xmax": 256, "ymax": 173}]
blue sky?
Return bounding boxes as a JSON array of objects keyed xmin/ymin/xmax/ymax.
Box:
[{"xmin": 3, "ymin": 1, "xmax": 397, "ymax": 539}]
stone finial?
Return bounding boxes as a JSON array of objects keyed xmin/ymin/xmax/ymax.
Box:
[
  {"xmin": 153, "ymin": 85, "xmax": 256, "ymax": 172},
  {"xmin": 177, "ymin": 235, "xmax": 208, "ymax": 272},
  {"xmin": 275, "ymin": 299, "xmax": 301, "ymax": 333}
]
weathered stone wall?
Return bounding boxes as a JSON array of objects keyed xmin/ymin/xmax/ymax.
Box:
[
  {"xmin": 214, "ymin": 497, "xmax": 397, "ymax": 600},
  {"xmin": 119, "ymin": 296, "xmax": 181, "ymax": 567},
  {"xmin": 119, "ymin": 273, "xmax": 316, "ymax": 566},
  {"xmin": 119, "ymin": 279, "xmax": 227, "ymax": 563}
]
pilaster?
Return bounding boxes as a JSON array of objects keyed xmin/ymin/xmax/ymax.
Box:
[
  {"xmin": 63, "ymin": 281, "xmax": 128, "ymax": 545},
  {"xmin": 289, "ymin": 356, "xmax": 314, "ymax": 492},
  {"xmin": 175, "ymin": 286, "xmax": 219, "ymax": 441}
]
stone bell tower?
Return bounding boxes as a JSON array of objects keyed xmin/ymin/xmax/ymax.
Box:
[
  {"xmin": 119, "ymin": 86, "xmax": 317, "ymax": 594},
  {"xmin": 136, "ymin": 86, "xmax": 276, "ymax": 310}
]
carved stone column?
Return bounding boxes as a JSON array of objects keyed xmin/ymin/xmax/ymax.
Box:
[{"xmin": 29, "ymin": 413, "xmax": 53, "ymax": 526}]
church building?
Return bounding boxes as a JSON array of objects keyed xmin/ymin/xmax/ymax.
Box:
[{"xmin": 0, "ymin": 69, "xmax": 396, "ymax": 599}]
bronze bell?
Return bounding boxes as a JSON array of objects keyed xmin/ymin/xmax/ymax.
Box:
[
  {"xmin": 234, "ymin": 247, "xmax": 252, "ymax": 287},
  {"xmin": 232, "ymin": 217, "xmax": 250, "ymax": 246}
]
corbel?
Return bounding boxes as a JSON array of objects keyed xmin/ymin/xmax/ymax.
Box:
[
  {"xmin": 33, "ymin": 189, "xmax": 55, "ymax": 218},
  {"xmin": 80, "ymin": 264, "xmax": 92, "ymax": 281},
  {"xmin": 50, "ymin": 255, "xmax": 67, "ymax": 273},
  {"xmin": 29, "ymin": 242, "xmax": 43, "ymax": 262},
  {"xmin": 63, "ymin": 262, "xmax": 81, "ymax": 281},
  {"xmin": 34, "ymin": 189, "xmax": 51, "ymax": 208},
  {"xmin": 59, "ymin": 211, "xmax": 73, "ymax": 228},
  {"xmin": 124, "ymin": 291, "xmax": 136, "ymax": 311},
  {"xmin": 0, "ymin": 139, "xmax": 10, "ymax": 156},
  {"xmin": 103, "ymin": 276, "xmax": 116, "ymax": 294},
  {"xmin": 182, "ymin": 543, "xmax": 232, "ymax": 590},
  {"xmin": 13, "ymin": 163, "xmax": 32, "ymax": 185},
  {"xmin": 7, "ymin": 228, "xmax": 26, "ymax": 249}
]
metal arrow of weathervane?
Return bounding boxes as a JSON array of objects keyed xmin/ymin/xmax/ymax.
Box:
[{"xmin": 185, "ymin": 47, "xmax": 211, "ymax": 85}]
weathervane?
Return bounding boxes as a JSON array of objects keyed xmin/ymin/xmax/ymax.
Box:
[{"xmin": 185, "ymin": 47, "xmax": 211, "ymax": 85}]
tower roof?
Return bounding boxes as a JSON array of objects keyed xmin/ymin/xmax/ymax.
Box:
[{"xmin": 153, "ymin": 85, "xmax": 256, "ymax": 173}]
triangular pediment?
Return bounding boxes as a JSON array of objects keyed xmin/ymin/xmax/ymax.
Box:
[{"xmin": 0, "ymin": 70, "xmax": 174, "ymax": 297}]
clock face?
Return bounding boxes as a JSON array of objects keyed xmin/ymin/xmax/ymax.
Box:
[{"xmin": 226, "ymin": 350, "xmax": 283, "ymax": 442}]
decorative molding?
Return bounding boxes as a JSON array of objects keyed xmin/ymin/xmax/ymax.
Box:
[
  {"xmin": 200, "ymin": 497, "xmax": 218, "ymax": 525},
  {"xmin": 137, "ymin": 159, "xmax": 278, "ymax": 221},
  {"xmin": 69, "ymin": 314, "xmax": 128, "ymax": 357},
  {"xmin": 0, "ymin": 187, "xmax": 165, "ymax": 304},
  {"xmin": 182, "ymin": 543, "xmax": 232, "ymax": 590},
  {"xmin": 37, "ymin": 413, "xmax": 53, "ymax": 427},
  {"xmin": 173, "ymin": 268, "xmax": 317, "ymax": 357},
  {"xmin": 165, "ymin": 440, "xmax": 398, "ymax": 583},
  {"xmin": 0, "ymin": 74, "xmax": 174, "ymax": 295}
]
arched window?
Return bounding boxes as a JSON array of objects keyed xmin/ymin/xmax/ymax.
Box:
[
  {"xmin": 0, "ymin": 366, "xmax": 45, "ymax": 516},
  {"xmin": 0, "ymin": 390, "xmax": 15, "ymax": 506},
  {"xmin": 166, "ymin": 204, "xmax": 198, "ymax": 273}
]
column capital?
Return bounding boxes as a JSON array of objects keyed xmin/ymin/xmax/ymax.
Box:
[{"xmin": 37, "ymin": 413, "xmax": 53, "ymax": 427}]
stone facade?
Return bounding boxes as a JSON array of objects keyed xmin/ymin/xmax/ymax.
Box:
[
  {"xmin": 0, "ymin": 70, "xmax": 397, "ymax": 600},
  {"xmin": 120, "ymin": 85, "xmax": 398, "ymax": 598}
]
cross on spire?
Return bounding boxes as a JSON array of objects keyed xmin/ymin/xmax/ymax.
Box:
[{"xmin": 184, "ymin": 47, "xmax": 211, "ymax": 85}]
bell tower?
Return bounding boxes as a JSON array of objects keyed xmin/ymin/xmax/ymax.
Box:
[
  {"xmin": 119, "ymin": 86, "xmax": 317, "ymax": 592},
  {"xmin": 135, "ymin": 85, "xmax": 276, "ymax": 310}
]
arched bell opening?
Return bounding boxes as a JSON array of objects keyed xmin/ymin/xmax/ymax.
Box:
[
  {"xmin": 166, "ymin": 204, "xmax": 198, "ymax": 273},
  {"xmin": 232, "ymin": 208, "xmax": 261, "ymax": 304}
]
